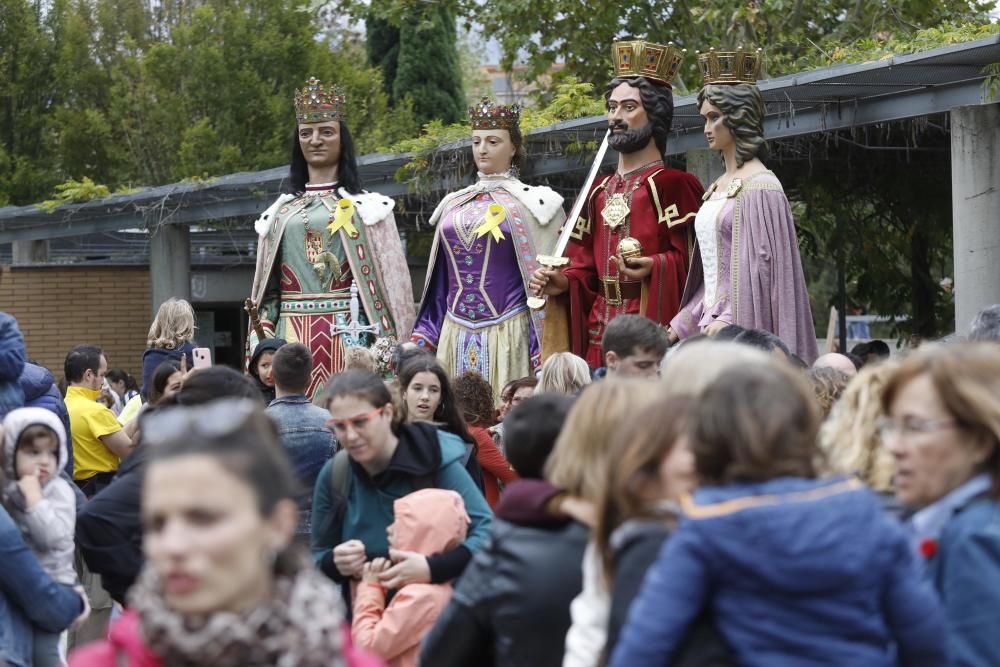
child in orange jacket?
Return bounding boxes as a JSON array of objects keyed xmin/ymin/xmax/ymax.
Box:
[{"xmin": 351, "ymin": 488, "xmax": 470, "ymax": 667}]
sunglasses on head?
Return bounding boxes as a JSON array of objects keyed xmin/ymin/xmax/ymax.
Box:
[{"xmin": 141, "ymin": 399, "xmax": 262, "ymax": 447}]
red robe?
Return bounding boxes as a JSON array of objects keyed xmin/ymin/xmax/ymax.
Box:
[{"xmin": 562, "ymin": 163, "xmax": 704, "ymax": 367}]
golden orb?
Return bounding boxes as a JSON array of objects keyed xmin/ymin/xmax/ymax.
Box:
[{"xmin": 616, "ymin": 236, "xmax": 643, "ymax": 261}]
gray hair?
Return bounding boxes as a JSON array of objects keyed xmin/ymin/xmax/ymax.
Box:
[
  {"xmin": 537, "ymin": 352, "xmax": 592, "ymax": 395},
  {"xmin": 698, "ymin": 83, "xmax": 769, "ymax": 167},
  {"xmin": 970, "ymin": 304, "xmax": 1000, "ymax": 342}
]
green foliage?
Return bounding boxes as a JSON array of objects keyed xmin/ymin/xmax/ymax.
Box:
[
  {"xmin": 338, "ymin": 0, "xmax": 992, "ymax": 94},
  {"xmin": 388, "ymin": 77, "xmax": 604, "ymax": 191},
  {"xmin": 781, "ymin": 122, "xmax": 955, "ymax": 339},
  {"xmin": 366, "ymin": 15, "xmax": 400, "ymax": 101},
  {"xmin": 37, "ymin": 177, "xmax": 111, "ymax": 212},
  {"xmin": 792, "ymin": 21, "xmax": 1000, "ymax": 71},
  {"xmin": 1, "ymin": 0, "xmax": 419, "ymax": 206},
  {"xmin": 392, "ymin": 6, "xmax": 466, "ymax": 127},
  {"xmin": 984, "ymin": 62, "xmax": 1000, "ymax": 100}
]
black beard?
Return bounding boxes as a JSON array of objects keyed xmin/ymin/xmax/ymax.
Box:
[{"xmin": 608, "ymin": 122, "xmax": 654, "ymax": 154}]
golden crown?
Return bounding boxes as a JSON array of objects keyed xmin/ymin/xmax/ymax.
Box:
[
  {"xmin": 697, "ymin": 47, "xmax": 763, "ymax": 85},
  {"xmin": 294, "ymin": 77, "xmax": 346, "ymax": 123},
  {"xmin": 611, "ymin": 40, "xmax": 685, "ymax": 87},
  {"xmin": 469, "ymin": 97, "xmax": 521, "ymax": 130}
]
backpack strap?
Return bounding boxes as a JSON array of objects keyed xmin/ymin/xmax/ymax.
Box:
[{"xmin": 330, "ymin": 449, "xmax": 352, "ymax": 501}]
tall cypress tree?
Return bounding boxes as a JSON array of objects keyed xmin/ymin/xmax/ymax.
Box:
[
  {"xmin": 391, "ymin": 5, "xmax": 465, "ymax": 127},
  {"xmin": 366, "ymin": 14, "xmax": 400, "ymax": 102}
]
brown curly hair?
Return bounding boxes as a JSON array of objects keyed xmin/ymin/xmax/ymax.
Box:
[{"xmin": 452, "ymin": 371, "xmax": 497, "ymax": 427}]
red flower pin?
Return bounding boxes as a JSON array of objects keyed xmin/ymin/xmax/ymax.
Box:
[{"xmin": 919, "ymin": 538, "xmax": 939, "ymax": 560}]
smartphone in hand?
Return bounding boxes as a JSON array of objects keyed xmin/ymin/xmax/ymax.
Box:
[{"xmin": 192, "ymin": 347, "xmax": 212, "ymax": 369}]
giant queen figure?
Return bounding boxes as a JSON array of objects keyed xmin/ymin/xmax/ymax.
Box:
[
  {"xmin": 411, "ymin": 98, "xmax": 563, "ymax": 396},
  {"xmin": 247, "ymin": 78, "xmax": 415, "ymax": 398},
  {"xmin": 667, "ymin": 48, "xmax": 817, "ymax": 361},
  {"xmin": 530, "ymin": 40, "xmax": 704, "ymax": 368}
]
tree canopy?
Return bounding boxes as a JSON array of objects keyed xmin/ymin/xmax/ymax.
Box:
[
  {"xmin": 345, "ymin": 0, "xmax": 993, "ymax": 92},
  {"xmin": 0, "ymin": 0, "xmax": 419, "ymax": 207}
]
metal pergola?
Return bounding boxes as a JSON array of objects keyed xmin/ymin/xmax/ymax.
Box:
[{"xmin": 0, "ymin": 34, "xmax": 997, "ymax": 266}]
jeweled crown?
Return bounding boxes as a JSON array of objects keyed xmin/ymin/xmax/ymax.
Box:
[
  {"xmin": 294, "ymin": 77, "xmax": 346, "ymax": 124},
  {"xmin": 469, "ymin": 97, "xmax": 521, "ymax": 130},
  {"xmin": 611, "ymin": 40, "xmax": 685, "ymax": 87},
  {"xmin": 697, "ymin": 47, "xmax": 763, "ymax": 85}
]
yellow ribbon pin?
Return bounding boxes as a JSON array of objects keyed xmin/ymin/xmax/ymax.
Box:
[
  {"xmin": 327, "ymin": 198, "xmax": 359, "ymax": 237},
  {"xmin": 475, "ymin": 203, "xmax": 507, "ymax": 242}
]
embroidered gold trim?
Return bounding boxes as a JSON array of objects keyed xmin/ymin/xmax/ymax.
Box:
[
  {"xmin": 679, "ymin": 478, "xmax": 863, "ymax": 520},
  {"xmin": 647, "ymin": 171, "xmax": 695, "ymax": 227},
  {"xmin": 569, "ymin": 215, "xmax": 592, "ymax": 241}
]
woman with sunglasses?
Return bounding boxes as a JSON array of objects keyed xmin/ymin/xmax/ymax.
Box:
[
  {"xmin": 70, "ymin": 399, "xmax": 374, "ymax": 666},
  {"xmin": 881, "ymin": 343, "xmax": 1000, "ymax": 667},
  {"xmin": 311, "ymin": 370, "xmax": 492, "ymax": 604}
]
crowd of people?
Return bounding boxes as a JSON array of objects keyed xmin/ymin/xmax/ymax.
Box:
[{"xmin": 1, "ymin": 297, "xmax": 1000, "ymax": 666}]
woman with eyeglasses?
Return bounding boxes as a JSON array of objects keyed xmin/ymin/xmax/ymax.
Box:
[
  {"xmin": 881, "ymin": 343, "xmax": 1000, "ymax": 667},
  {"xmin": 312, "ymin": 370, "xmax": 492, "ymax": 606},
  {"xmin": 70, "ymin": 399, "xmax": 376, "ymax": 666}
]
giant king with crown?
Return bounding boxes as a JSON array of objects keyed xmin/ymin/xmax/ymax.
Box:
[
  {"xmin": 247, "ymin": 78, "xmax": 415, "ymax": 398},
  {"xmin": 531, "ymin": 41, "xmax": 705, "ymax": 368}
]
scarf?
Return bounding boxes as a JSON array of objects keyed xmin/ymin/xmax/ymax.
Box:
[{"xmin": 128, "ymin": 565, "xmax": 345, "ymax": 667}]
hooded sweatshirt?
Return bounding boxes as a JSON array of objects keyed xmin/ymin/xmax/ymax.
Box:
[
  {"xmin": 609, "ymin": 477, "xmax": 949, "ymax": 667},
  {"xmin": 1, "ymin": 407, "xmax": 77, "ymax": 585},
  {"xmin": 352, "ymin": 488, "xmax": 470, "ymax": 667},
  {"xmin": 18, "ymin": 363, "xmax": 73, "ymax": 475},
  {"xmin": 248, "ymin": 338, "xmax": 285, "ymax": 405}
]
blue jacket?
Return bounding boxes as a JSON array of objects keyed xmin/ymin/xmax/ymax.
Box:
[
  {"xmin": 19, "ymin": 363, "xmax": 73, "ymax": 475},
  {"xmin": 266, "ymin": 395, "xmax": 336, "ymax": 533},
  {"xmin": 311, "ymin": 423, "xmax": 492, "ymax": 585},
  {"xmin": 0, "ymin": 313, "xmax": 25, "ymax": 420},
  {"xmin": 610, "ymin": 477, "xmax": 948, "ymax": 667},
  {"xmin": 0, "ymin": 504, "xmax": 83, "ymax": 667},
  {"xmin": 927, "ymin": 494, "xmax": 1000, "ymax": 667},
  {"xmin": 140, "ymin": 343, "xmax": 194, "ymax": 399}
]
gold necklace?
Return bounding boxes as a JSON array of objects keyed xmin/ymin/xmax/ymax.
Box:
[{"xmin": 601, "ymin": 172, "xmax": 645, "ymax": 230}]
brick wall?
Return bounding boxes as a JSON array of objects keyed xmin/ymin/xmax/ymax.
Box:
[{"xmin": 0, "ymin": 265, "xmax": 152, "ymax": 379}]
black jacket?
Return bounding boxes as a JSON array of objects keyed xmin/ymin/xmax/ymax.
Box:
[
  {"xmin": 607, "ymin": 517, "xmax": 734, "ymax": 667},
  {"xmin": 75, "ymin": 446, "xmax": 149, "ymax": 604},
  {"xmin": 420, "ymin": 478, "xmax": 589, "ymax": 667}
]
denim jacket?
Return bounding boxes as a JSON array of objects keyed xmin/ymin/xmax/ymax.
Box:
[
  {"xmin": 0, "ymin": 505, "xmax": 83, "ymax": 667},
  {"xmin": 267, "ymin": 396, "xmax": 336, "ymax": 533}
]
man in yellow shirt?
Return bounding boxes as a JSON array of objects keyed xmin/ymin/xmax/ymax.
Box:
[{"xmin": 64, "ymin": 344, "xmax": 133, "ymax": 497}]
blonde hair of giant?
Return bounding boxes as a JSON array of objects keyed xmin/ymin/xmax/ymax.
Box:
[
  {"xmin": 537, "ymin": 352, "xmax": 591, "ymax": 395},
  {"xmin": 545, "ymin": 379, "xmax": 658, "ymax": 503},
  {"xmin": 146, "ymin": 298, "xmax": 195, "ymax": 349}
]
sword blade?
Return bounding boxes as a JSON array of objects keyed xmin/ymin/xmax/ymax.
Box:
[{"xmin": 547, "ymin": 130, "xmax": 610, "ymax": 259}]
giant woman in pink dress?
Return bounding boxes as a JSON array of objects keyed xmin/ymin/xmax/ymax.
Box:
[
  {"xmin": 412, "ymin": 99, "xmax": 563, "ymax": 395},
  {"xmin": 668, "ymin": 49, "xmax": 818, "ymax": 362}
]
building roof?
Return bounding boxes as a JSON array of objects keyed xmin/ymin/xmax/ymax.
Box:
[{"xmin": 0, "ymin": 34, "xmax": 997, "ymax": 264}]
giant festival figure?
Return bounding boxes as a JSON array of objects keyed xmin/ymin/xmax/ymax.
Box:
[
  {"xmin": 247, "ymin": 78, "xmax": 415, "ymax": 398},
  {"xmin": 411, "ymin": 98, "xmax": 563, "ymax": 396},
  {"xmin": 530, "ymin": 40, "xmax": 704, "ymax": 369},
  {"xmin": 667, "ymin": 48, "xmax": 818, "ymax": 362}
]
